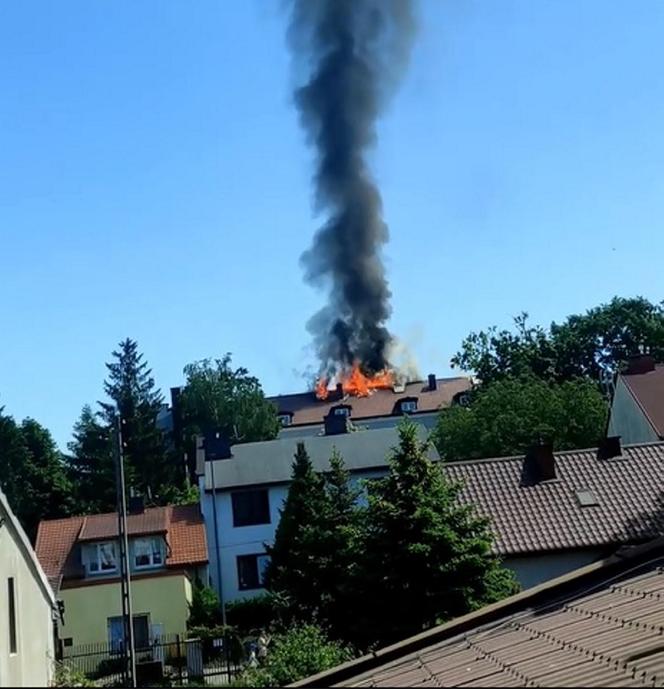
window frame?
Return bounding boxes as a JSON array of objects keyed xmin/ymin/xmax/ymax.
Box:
[
  {"xmin": 133, "ymin": 537, "xmax": 163, "ymax": 570},
  {"xmin": 401, "ymin": 400, "xmax": 417, "ymax": 413},
  {"xmin": 236, "ymin": 553, "xmax": 270, "ymax": 591},
  {"xmin": 231, "ymin": 489, "xmax": 271, "ymax": 528},
  {"xmin": 87, "ymin": 541, "xmax": 118, "ymax": 575},
  {"xmin": 107, "ymin": 613, "xmax": 151, "ymax": 652}
]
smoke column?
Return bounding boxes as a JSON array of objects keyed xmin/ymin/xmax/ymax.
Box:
[{"xmin": 289, "ymin": 0, "xmax": 416, "ymax": 377}]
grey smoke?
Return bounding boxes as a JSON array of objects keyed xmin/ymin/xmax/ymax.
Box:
[{"xmin": 289, "ymin": 0, "xmax": 416, "ymax": 377}]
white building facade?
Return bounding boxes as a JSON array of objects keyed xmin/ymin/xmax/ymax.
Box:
[{"xmin": 0, "ymin": 488, "xmax": 56, "ymax": 688}]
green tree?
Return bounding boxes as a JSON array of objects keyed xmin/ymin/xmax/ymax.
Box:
[
  {"xmin": 452, "ymin": 297, "xmax": 664, "ymax": 384},
  {"xmin": 0, "ymin": 410, "xmax": 73, "ymax": 540},
  {"xmin": 355, "ymin": 421, "xmax": 517, "ymax": 647},
  {"xmin": 433, "ymin": 377, "xmax": 608, "ymax": 461},
  {"xmin": 99, "ymin": 338, "xmax": 174, "ymax": 501},
  {"xmin": 235, "ymin": 624, "xmax": 353, "ymax": 688},
  {"xmin": 180, "ymin": 355, "xmax": 279, "ymax": 445},
  {"xmin": 66, "ymin": 405, "xmax": 116, "ymax": 514},
  {"xmin": 188, "ymin": 580, "xmax": 223, "ymax": 628},
  {"xmin": 264, "ymin": 443, "xmax": 330, "ymax": 621}
]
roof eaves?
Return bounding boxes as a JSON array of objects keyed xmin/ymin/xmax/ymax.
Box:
[{"xmin": 289, "ymin": 536, "xmax": 664, "ymax": 688}]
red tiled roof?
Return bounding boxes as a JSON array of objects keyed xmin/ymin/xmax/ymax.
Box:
[
  {"xmin": 35, "ymin": 504, "xmax": 207, "ymax": 587},
  {"xmin": 295, "ymin": 539, "xmax": 664, "ymax": 688},
  {"xmin": 622, "ymin": 364, "xmax": 664, "ymax": 437},
  {"xmin": 268, "ymin": 377, "xmax": 471, "ymax": 426},
  {"xmin": 444, "ymin": 442, "xmax": 664, "ymax": 556}
]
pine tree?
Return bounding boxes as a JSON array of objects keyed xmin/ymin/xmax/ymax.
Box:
[
  {"xmin": 355, "ymin": 420, "xmax": 518, "ymax": 647},
  {"xmin": 264, "ymin": 442, "xmax": 330, "ymax": 621},
  {"xmin": 66, "ymin": 405, "xmax": 116, "ymax": 514},
  {"xmin": 99, "ymin": 338, "xmax": 174, "ymax": 501}
]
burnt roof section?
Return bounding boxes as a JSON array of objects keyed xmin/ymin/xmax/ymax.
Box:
[
  {"xmin": 622, "ymin": 363, "xmax": 664, "ymax": 437},
  {"xmin": 268, "ymin": 376, "xmax": 471, "ymax": 426},
  {"xmin": 445, "ymin": 441, "xmax": 664, "ymax": 556},
  {"xmin": 292, "ymin": 537, "xmax": 664, "ymax": 688}
]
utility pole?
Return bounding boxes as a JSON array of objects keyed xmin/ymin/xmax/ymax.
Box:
[{"xmin": 114, "ymin": 413, "xmax": 137, "ymax": 687}]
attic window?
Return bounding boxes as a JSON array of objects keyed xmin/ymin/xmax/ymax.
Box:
[
  {"xmin": 400, "ymin": 399, "xmax": 417, "ymax": 414},
  {"xmin": 576, "ymin": 489, "xmax": 599, "ymax": 507},
  {"xmin": 333, "ymin": 406, "xmax": 350, "ymax": 417},
  {"xmin": 278, "ymin": 413, "xmax": 293, "ymax": 427}
]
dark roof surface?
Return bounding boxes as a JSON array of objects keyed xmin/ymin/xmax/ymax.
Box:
[
  {"xmin": 293, "ymin": 539, "xmax": 664, "ymax": 688},
  {"xmin": 35, "ymin": 504, "xmax": 208, "ymax": 587},
  {"xmin": 205, "ymin": 425, "xmax": 437, "ymax": 490},
  {"xmin": 623, "ymin": 364, "xmax": 664, "ymax": 437},
  {"xmin": 267, "ymin": 377, "xmax": 471, "ymax": 426},
  {"xmin": 444, "ymin": 442, "xmax": 664, "ymax": 556}
]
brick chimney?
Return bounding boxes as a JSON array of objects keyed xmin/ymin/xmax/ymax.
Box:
[
  {"xmin": 625, "ymin": 354, "xmax": 656, "ymax": 375},
  {"xmin": 428, "ymin": 373, "xmax": 437, "ymax": 391},
  {"xmin": 597, "ymin": 435, "xmax": 622, "ymax": 460},
  {"xmin": 524, "ymin": 440, "xmax": 556, "ymax": 483}
]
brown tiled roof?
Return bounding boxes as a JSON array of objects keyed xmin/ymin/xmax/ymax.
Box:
[
  {"xmin": 623, "ymin": 364, "xmax": 664, "ymax": 437},
  {"xmin": 268, "ymin": 377, "xmax": 471, "ymax": 426},
  {"xmin": 444, "ymin": 442, "xmax": 664, "ymax": 556},
  {"xmin": 35, "ymin": 504, "xmax": 208, "ymax": 586},
  {"xmin": 293, "ymin": 538, "xmax": 664, "ymax": 687}
]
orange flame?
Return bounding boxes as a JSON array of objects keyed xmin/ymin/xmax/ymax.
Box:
[{"xmin": 315, "ymin": 362, "xmax": 394, "ymax": 400}]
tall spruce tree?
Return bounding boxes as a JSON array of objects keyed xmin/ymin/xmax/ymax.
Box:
[
  {"xmin": 264, "ymin": 442, "xmax": 330, "ymax": 621},
  {"xmin": 99, "ymin": 338, "xmax": 174, "ymax": 501},
  {"xmin": 355, "ymin": 420, "xmax": 518, "ymax": 647},
  {"xmin": 66, "ymin": 404, "xmax": 116, "ymax": 514}
]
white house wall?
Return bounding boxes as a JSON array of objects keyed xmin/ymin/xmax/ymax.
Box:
[{"xmin": 0, "ymin": 499, "xmax": 55, "ymax": 688}]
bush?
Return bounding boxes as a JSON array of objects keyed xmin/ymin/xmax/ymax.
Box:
[
  {"xmin": 52, "ymin": 661, "xmax": 96, "ymax": 687},
  {"xmin": 188, "ymin": 581, "xmax": 223, "ymax": 628},
  {"xmin": 226, "ymin": 593, "xmax": 289, "ymax": 635},
  {"xmin": 232, "ymin": 624, "xmax": 353, "ymax": 687}
]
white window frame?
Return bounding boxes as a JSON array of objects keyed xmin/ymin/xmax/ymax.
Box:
[
  {"xmin": 333, "ymin": 406, "xmax": 350, "ymax": 417},
  {"xmin": 133, "ymin": 537, "xmax": 163, "ymax": 570},
  {"xmin": 87, "ymin": 541, "xmax": 118, "ymax": 575},
  {"xmin": 278, "ymin": 414, "xmax": 292, "ymax": 427},
  {"xmin": 401, "ymin": 400, "xmax": 417, "ymax": 413}
]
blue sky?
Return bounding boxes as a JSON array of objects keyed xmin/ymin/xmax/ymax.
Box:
[{"xmin": 2, "ymin": 0, "xmax": 664, "ymax": 450}]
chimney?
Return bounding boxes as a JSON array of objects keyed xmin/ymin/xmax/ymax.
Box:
[
  {"xmin": 336, "ymin": 382, "xmax": 344, "ymax": 399},
  {"xmin": 324, "ymin": 406, "xmax": 351, "ymax": 435},
  {"xmin": 525, "ymin": 440, "xmax": 555, "ymax": 483},
  {"xmin": 598, "ymin": 436, "xmax": 622, "ymax": 460},
  {"xmin": 428, "ymin": 373, "xmax": 437, "ymax": 391},
  {"xmin": 128, "ymin": 496, "xmax": 144, "ymax": 514},
  {"xmin": 625, "ymin": 354, "xmax": 656, "ymax": 375}
]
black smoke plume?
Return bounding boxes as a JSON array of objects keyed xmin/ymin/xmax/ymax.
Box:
[{"xmin": 289, "ymin": 0, "xmax": 416, "ymax": 377}]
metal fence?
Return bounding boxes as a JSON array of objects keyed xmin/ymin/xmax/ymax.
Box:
[{"xmin": 57, "ymin": 633, "xmax": 247, "ymax": 686}]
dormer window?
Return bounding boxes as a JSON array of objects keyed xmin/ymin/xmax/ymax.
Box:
[
  {"xmin": 86, "ymin": 541, "xmax": 117, "ymax": 575},
  {"xmin": 134, "ymin": 537, "xmax": 163, "ymax": 569},
  {"xmin": 278, "ymin": 413, "xmax": 293, "ymax": 427},
  {"xmin": 400, "ymin": 398, "xmax": 418, "ymax": 414},
  {"xmin": 333, "ymin": 405, "xmax": 351, "ymax": 417}
]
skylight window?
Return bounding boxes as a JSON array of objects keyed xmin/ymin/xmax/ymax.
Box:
[{"xmin": 576, "ymin": 489, "xmax": 599, "ymax": 507}]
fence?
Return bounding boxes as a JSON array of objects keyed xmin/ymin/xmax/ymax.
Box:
[{"xmin": 57, "ymin": 632, "xmax": 247, "ymax": 686}]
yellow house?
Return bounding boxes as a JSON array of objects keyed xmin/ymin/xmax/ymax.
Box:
[{"xmin": 35, "ymin": 503, "xmax": 208, "ymax": 648}]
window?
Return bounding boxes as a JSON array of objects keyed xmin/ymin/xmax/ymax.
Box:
[
  {"xmin": 237, "ymin": 554, "xmax": 270, "ymax": 590},
  {"xmin": 134, "ymin": 538, "xmax": 163, "ymax": 569},
  {"xmin": 333, "ymin": 406, "xmax": 350, "ymax": 417},
  {"xmin": 8, "ymin": 577, "xmax": 17, "ymax": 654},
  {"xmin": 108, "ymin": 614, "xmax": 151, "ymax": 652},
  {"xmin": 87, "ymin": 541, "xmax": 118, "ymax": 574},
  {"xmin": 400, "ymin": 399, "xmax": 417, "ymax": 413},
  {"xmin": 231, "ymin": 490, "xmax": 270, "ymax": 527},
  {"xmin": 576, "ymin": 489, "xmax": 599, "ymax": 507},
  {"xmin": 278, "ymin": 413, "xmax": 292, "ymax": 427}
]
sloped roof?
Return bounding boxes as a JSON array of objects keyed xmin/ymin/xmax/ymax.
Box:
[
  {"xmin": 205, "ymin": 424, "xmax": 438, "ymax": 490},
  {"xmin": 623, "ymin": 364, "xmax": 664, "ymax": 437},
  {"xmin": 444, "ymin": 442, "xmax": 664, "ymax": 556},
  {"xmin": 35, "ymin": 504, "xmax": 208, "ymax": 588},
  {"xmin": 293, "ymin": 538, "xmax": 664, "ymax": 688},
  {"xmin": 267, "ymin": 377, "xmax": 471, "ymax": 426}
]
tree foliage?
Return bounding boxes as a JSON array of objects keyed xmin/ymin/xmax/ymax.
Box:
[
  {"xmin": 452, "ymin": 297, "xmax": 664, "ymax": 384},
  {"xmin": 99, "ymin": 338, "xmax": 175, "ymax": 501},
  {"xmin": 0, "ymin": 409, "xmax": 73, "ymax": 540},
  {"xmin": 354, "ymin": 421, "xmax": 518, "ymax": 647},
  {"xmin": 434, "ymin": 376, "xmax": 608, "ymax": 461},
  {"xmin": 180, "ymin": 354, "xmax": 279, "ymax": 444}
]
